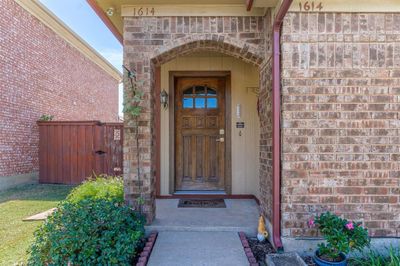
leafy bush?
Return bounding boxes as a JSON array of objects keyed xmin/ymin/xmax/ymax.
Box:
[
  {"xmin": 38, "ymin": 114, "xmax": 54, "ymax": 121},
  {"xmin": 28, "ymin": 198, "xmax": 145, "ymax": 265},
  {"xmin": 66, "ymin": 175, "xmax": 124, "ymax": 204},
  {"xmin": 309, "ymin": 212, "xmax": 370, "ymax": 261},
  {"xmin": 349, "ymin": 246, "xmax": 400, "ymax": 266}
]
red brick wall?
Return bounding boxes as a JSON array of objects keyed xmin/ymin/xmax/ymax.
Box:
[
  {"xmin": 281, "ymin": 12, "xmax": 400, "ymax": 237},
  {"xmin": 259, "ymin": 9, "xmax": 273, "ymax": 222},
  {"xmin": 0, "ymin": 0, "xmax": 119, "ymax": 178}
]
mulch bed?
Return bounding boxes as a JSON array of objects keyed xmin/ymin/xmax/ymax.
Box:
[{"xmin": 246, "ymin": 236, "xmax": 276, "ymax": 265}]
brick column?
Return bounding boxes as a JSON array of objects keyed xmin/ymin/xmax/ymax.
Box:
[
  {"xmin": 123, "ymin": 63, "xmax": 156, "ymax": 223},
  {"xmin": 258, "ymin": 8, "xmax": 274, "ymax": 224}
]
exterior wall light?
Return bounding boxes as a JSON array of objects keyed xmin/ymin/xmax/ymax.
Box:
[
  {"xmin": 160, "ymin": 90, "xmax": 169, "ymax": 109},
  {"xmin": 106, "ymin": 7, "xmax": 114, "ymax": 17}
]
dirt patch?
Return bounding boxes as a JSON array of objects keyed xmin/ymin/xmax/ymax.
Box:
[
  {"xmin": 247, "ymin": 236, "xmax": 316, "ymax": 266},
  {"xmin": 247, "ymin": 237, "xmax": 276, "ymax": 265}
]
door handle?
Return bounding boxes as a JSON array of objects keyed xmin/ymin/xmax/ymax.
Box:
[{"xmin": 216, "ymin": 137, "xmax": 224, "ymax": 142}]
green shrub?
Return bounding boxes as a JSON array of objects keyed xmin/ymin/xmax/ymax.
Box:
[
  {"xmin": 38, "ymin": 114, "xmax": 54, "ymax": 121},
  {"xmin": 309, "ymin": 212, "xmax": 370, "ymax": 261},
  {"xmin": 66, "ymin": 175, "xmax": 124, "ymax": 204},
  {"xmin": 349, "ymin": 246, "xmax": 400, "ymax": 266},
  {"xmin": 28, "ymin": 198, "xmax": 145, "ymax": 265}
]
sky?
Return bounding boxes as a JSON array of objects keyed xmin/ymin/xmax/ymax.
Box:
[{"xmin": 39, "ymin": 0, "xmax": 124, "ymax": 116}]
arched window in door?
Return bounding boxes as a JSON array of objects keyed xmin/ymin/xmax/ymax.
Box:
[{"xmin": 182, "ymin": 86, "xmax": 218, "ymax": 109}]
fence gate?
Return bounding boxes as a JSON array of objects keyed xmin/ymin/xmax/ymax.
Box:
[{"xmin": 38, "ymin": 121, "xmax": 123, "ymax": 184}]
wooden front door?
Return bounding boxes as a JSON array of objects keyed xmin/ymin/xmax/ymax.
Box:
[{"xmin": 175, "ymin": 77, "xmax": 226, "ymax": 191}]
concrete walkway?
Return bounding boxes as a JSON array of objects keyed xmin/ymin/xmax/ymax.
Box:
[
  {"xmin": 146, "ymin": 199, "xmax": 259, "ymax": 265},
  {"xmin": 146, "ymin": 199, "xmax": 259, "ymax": 236},
  {"xmin": 147, "ymin": 231, "xmax": 248, "ymax": 266},
  {"xmin": 23, "ymin": 208, "xmax": 56, "ymax": 221}
]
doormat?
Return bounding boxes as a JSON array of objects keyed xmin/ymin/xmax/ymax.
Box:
[{"xmin": 178, "ymin": 199, "xmax": 226, "ymax": 208}]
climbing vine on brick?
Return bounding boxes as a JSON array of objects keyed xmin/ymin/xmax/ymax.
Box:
[{"xmin": 122, "ymin": 65, "xmax": 145, "ymax": 210}]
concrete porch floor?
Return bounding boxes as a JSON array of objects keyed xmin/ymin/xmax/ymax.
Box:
[{"xmin": 145, "ymin": 199, "xmax": 260, "ymax": 236}]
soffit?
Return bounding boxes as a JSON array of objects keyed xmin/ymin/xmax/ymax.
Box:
[
  {"xmin": 91, "ymin": 0, "xmax": 400, "ymax": 44},
  {"xmin": 90, "ymin": 0, "xmax": 279, "ymax": 40}
]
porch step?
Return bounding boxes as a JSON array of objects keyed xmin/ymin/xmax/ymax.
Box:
[
  {"xmin": 145, "ymin": 225, "xmax": 257, "ymax": 237},
  {"xmin": 146, "ymin": 199, "xmax": 260, "ymax": 237}
]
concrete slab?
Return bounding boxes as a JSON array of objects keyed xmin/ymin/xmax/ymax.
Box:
[
  {"xmin": 266, "ymin": 252, "xmax": 307, "ymax": 266},
  {"xmin": 147, "ymin": 231, "xmax": 248, "ymax": 266},
  {"xmin": 146, "ymin": 199, "xmax": 259, "ymax": 236},
  {"xmin": 23, "ymin": 208, "xmax": 56, "ymax": 221},
  {"xmin": 0, "ymin": 172, "xmax": 38, "ymax": 192}
]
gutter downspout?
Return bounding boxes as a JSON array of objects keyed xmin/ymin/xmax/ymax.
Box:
[{"xmin": 272, "ymin": 0, "xmax": 293, "ymax": 252}]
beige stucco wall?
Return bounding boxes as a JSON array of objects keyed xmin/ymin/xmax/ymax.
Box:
[{"xmin": 160, "ymin": 52, "xmax": 260, "ymax": 196}]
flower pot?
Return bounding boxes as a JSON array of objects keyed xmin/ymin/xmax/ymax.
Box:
[{"xmin": 313, "ymin": 250, "xmax": 347, "ymax": 266}]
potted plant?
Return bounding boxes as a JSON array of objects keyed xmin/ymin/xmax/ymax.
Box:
[{"xmin": 308, "ymin": 212, "xmax": 370, "ymax": 266}]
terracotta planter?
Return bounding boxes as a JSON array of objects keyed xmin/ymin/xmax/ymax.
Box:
[{"xmin": 313, "ymin": 250, "xmax": 347, "ymax": 266}]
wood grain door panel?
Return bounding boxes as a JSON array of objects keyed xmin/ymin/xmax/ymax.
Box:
[{"xmin": 175, "ymin": 77, "xmax": 226, "ymax": 191}]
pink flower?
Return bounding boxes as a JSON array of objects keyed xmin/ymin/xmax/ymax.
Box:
[
  {"xmin": 308, "ymin": 218, "xmax": 315, "ymax": 228},
  {"xmin": 345, "ymin": 222, "xmax": 354, "ymax": 230}
]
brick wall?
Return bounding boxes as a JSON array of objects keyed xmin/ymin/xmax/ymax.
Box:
[
  {"xmin": 258, "ymin": 9, "xmax": 273, "ymax": 222},
  {"xmin": 0, "ymin": 0, "xmax": 119, "ymax": 178},
  {"xmin": 123, "ymin": 15, "xmax": 266, "ymax": 222},
  {"xmin": 281, "ymin": 12, "xmax": 400, "ymax": 237}
]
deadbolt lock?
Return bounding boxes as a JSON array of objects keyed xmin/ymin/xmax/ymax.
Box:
[{"xmin": 219, "ymin": 129, "xmax": 225, "ymax": 135}]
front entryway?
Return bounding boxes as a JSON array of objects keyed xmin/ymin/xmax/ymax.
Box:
[
  {"xmin": 174, "ymin": 76, "xmax": 227, "ymax": 191},
  {"xmin": 145, "ymin": 199, "xmax": 259, "ymax": 266},
  {"xmin": 161, "ymin": 62, "xmax": 258, "ymax": 197}
]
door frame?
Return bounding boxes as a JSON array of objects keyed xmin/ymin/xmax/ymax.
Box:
[{"xmin": 168, "ymin": 71, "xmax": 232, "ymax": 195}]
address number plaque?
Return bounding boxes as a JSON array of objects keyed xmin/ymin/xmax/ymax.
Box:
[
  {"xmin": 131, "ymin": 7, "xmax": 155, "ymax": 16},
  {"xmin": 298, "ymin": 1, "xmax": 324, "ymax": 12}
]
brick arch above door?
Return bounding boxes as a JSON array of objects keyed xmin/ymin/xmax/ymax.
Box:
[{"xmin": 150, "ymin": 35, "xmax": 264, "ymax": 67}]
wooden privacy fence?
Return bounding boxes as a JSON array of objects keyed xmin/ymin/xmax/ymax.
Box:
[{"xmin": 38, "ymin": 121, "xmax": 123, "ymax": 184}]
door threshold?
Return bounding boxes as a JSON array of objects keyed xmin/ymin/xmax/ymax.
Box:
[{"xmin": 174, "ymin": 190, "xmax": 227, "ymax": 195}]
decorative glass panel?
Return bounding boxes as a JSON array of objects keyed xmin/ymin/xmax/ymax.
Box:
[
  {"xmin": 207, "ymin": 88, "xmax": 217, "ymax": 95},
  {"xmin": 207, "ymin": 98, "xmax": 218, "ymax": 108},
  {"xmin": 183, "ymin": 87, "xmax": 194, "ymax": 96},
  {"xmin": 195, "ymin": 98, "xmax": 206, "ymax": 108},
  {"xmin": 195, "ymin": 86, "xmax": 206, "ymax": 96},
  {"xmin": 182, "ymin": 86, "xmax": 218, "ymax": 109},
  {"xmin": 183, "ymin": 98, "xmax": 193, "ymax": 108}
]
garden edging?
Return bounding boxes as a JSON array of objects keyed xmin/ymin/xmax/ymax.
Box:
[
  {"xmin": 136, "ymin": 231, "xmax": 158, "ymax": 266},
  {"xmin": 238, "ymin": 232, "xmax": 259, "ymax": 266}
]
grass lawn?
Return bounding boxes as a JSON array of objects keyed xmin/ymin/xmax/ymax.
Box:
[{"xmin": 0, "ymin": 184, "xmax": 74, "ymax": 266}]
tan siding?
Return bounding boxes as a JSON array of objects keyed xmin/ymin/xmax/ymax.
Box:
[{"xmin": 160, "ymin": 53, "xmax": 260, "ymax": 196}]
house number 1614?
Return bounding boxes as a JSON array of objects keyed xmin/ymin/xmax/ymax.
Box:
[
  {"xmin": 298, "ymin": 1, "xmax": 323, "ymax": 11},
  {"xmin": 132, "ymin": 7, "xmax": 155, "ymax": 16}
]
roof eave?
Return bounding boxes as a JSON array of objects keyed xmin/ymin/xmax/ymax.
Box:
[{"xmin": 87, "ymin": 0, "xmax": 123, "ymax": 44}]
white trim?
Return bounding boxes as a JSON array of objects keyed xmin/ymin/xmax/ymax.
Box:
[
  {"xmin": 290, "ymin": 0, "xmax": 400, "ymax": 13},
  {"xmin": 121, "ymin": 4, "xmax": 266, "ymax": 17}
]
